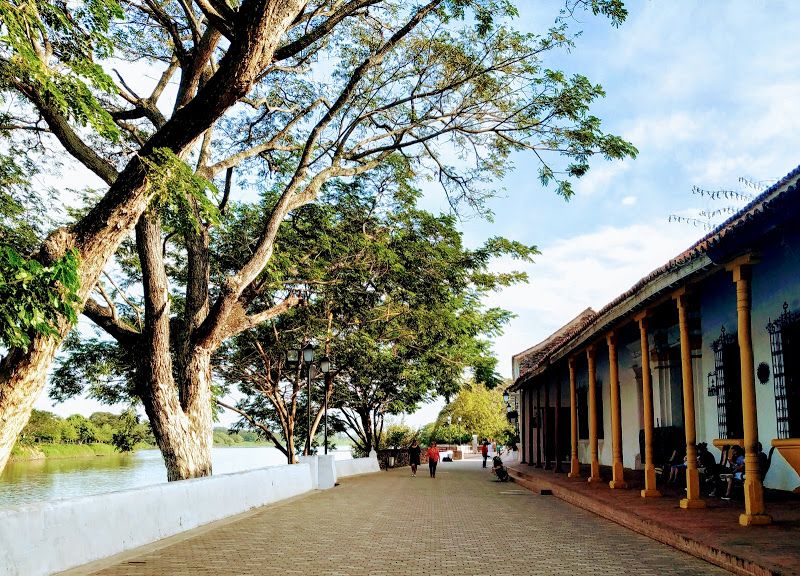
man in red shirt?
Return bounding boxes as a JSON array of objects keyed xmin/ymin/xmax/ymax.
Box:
[
  {"xmin": 481, "ymin": 440, "xmax": 489, "ymax": 468},
  {"xmin": 427, "ymin": 441, "xmax": 440, "ymax": 478}
]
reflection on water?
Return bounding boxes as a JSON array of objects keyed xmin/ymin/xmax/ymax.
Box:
[{"xmin": 0, "ymin": 447, "xmax": 351, "ymax": 508}]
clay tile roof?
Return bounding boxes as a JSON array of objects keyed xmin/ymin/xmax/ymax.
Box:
[{"xmin": 511, "ymin": 307, "xmax": 596, "ymax": 388}]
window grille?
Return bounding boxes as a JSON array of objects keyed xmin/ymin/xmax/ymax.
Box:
[
  {"xmin": 711, "ymin": 326, "xmax": 742, "ymax": 439},
  {"xmin": 767, "ymin": 302, "xmax": 800, "ymax": 439}
]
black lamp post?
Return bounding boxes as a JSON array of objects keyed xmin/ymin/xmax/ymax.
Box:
[
  {"xmin": 302, "ymin": 343, "xmax": 314, "ymax": 455},
  {"xmin": 287, "ymin": 344, "xmax": 333, "ymax": 457},
  {"xmin": 319, "ymin": 356, "xmax": 331, "ymax": 454}
]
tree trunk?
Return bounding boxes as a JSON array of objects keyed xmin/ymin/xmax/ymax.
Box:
[
  {"xmin": 0, "ymin": 336, "xmax": 63, "ymax": 472},
  {"xmin": 138, "ymin": 213, "xmax": 214, "ymax": 480}
]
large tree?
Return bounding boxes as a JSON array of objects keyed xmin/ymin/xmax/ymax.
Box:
[{"xmin": 0, "ymin": 0, "xmax": 635, "ymax": 477}]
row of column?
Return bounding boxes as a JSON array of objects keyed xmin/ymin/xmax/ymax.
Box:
[{"xmin": 522, "ymin": 261, "xmax": 769, "ymax": 527}]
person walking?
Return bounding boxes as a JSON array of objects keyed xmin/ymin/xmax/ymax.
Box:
[
  {"xmin": 408, "ymin": 439, "xmax": 421, "ymax": 477},
  {"xmin": 481, "ymin": 440, "xmax": 489, "ymax": 468},
  {"xmin": 427, "ymin": 441, "xmax": 440, "ymax": 478}
]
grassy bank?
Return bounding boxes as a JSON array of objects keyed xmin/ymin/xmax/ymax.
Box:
[{"xmin": 9, "ymin": 442, "xmax": 149, "ymax": 462}]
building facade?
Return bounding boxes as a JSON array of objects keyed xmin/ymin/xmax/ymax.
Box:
[{"xmin": 510, "ymin": 164, "xmax": 800, "ymax": 526}]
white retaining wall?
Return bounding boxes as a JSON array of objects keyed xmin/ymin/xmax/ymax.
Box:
[
  {"xmin": 335, "ymin": 455, "xmax": 380, "ymax": 478},
  {"xmin": 0, "ymin": 463, "xmax": 311, "ymax": 576},
  {"xmin": 0, "ymin": 454, "xmax": 382, "ymax": 576}
]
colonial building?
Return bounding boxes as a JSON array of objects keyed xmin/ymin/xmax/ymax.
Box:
[{"xmin": 510, "ymin": 164, "xmax": 800, "ymax": 527}]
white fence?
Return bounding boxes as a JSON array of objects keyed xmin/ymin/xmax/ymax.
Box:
[{"xmin": 0, "ymin": 455, "xmax": 379, "ymax": 576}]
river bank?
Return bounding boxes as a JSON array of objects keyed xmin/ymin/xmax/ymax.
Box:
[
  {"xmin": 10, "ymin": 443, "xmax": 128, "ymax": 462},
  {"xmin": 8, "ymin": 441, "xmax": 278, "ymax": 463}
]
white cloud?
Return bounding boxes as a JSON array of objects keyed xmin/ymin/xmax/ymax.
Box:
[
  {"xmin": 621, "ymin": 195, "xmax": 637, "ymax": 206},
  {"xmin": 488, "ymin": 219, "xmax": 702, "ymax": 377},
  {"xmin": 573, "ymin": 160, "xmax": 631, "ymax": 197}
]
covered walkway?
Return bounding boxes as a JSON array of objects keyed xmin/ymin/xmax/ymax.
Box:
[
  {"xmin": 64, "ymin": 459, "xmax": 729, "ymax": 575},
  {"xmin": 509, "ymin": 462, "xmax": 800, "ymax": 576}
]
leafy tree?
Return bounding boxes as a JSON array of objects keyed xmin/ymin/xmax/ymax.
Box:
[
  {"xmin": 217, "ymin": 179, "xmax": 532, "ymax": 457},
  {"xmin": 436, "ymin": 382, "xmax": 511, "ymax": 443},
  {"xmin": 0, "ymin": 0, "xmax": 635, "ymax": 477},
  {"xmin": 382, "ymin": 424, "xmax": 415, "ymax": 450},
  {"xmin": 66, "ymin": 414, "xmax": 99, "ymax": 444},
  {"xmin": 417, "ymin": 423, "xmax": 436, "ymax": 447},
  {"xmin": 60, "ymin": 419, "xmax": 79, "ymax": 443},
  {"xmin": 19, "ymin": 409, "xmax": 63, "ymax": 443},
  {"xmin": 110, "ymin": 409, "xmax": 147, "ymax": 452}
]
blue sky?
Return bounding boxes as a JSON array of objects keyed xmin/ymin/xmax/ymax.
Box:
[
  {"xmin": 403, "ymin": 0, "xmax": 800, "ymax": 427},
  {"xmin": 36, "ymin": 1, "xmax": 800, "ymax": 429}
]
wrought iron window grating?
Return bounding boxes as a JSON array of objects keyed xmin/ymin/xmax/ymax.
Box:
[{"xmin": 767, "ymin": 302, "xmax": 800, "ymax": 439}]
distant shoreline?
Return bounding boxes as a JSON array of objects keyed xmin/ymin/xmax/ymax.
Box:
[{"xmin": 9, "ymin": 441, "xmax": 278, "ymax": 463}]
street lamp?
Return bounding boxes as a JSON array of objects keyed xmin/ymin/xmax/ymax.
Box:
[
  {"xmin": 302, "ymin": 343, "xmax": 314, "ymax": 455},
  {"xmin": 287, "ymin": 344, "xmax": 334, "ymax": 456},
  {"xmin": 447, "ymin": 415, "xmax": 452, "ymax": 447},
  {"xmin": 319, "ymin": 356, "xmax": 331, "ymax": 454}
]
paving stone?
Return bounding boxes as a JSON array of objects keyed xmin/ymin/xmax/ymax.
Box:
[{"xmin": 66, "ymin": 459, "xmax": 731, "ymax": 575}]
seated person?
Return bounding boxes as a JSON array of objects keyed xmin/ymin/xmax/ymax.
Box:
[
  {"xmin": 756, "ymin": 442, "xmax": 768, "ymax": 479},
  {"xmin": 722, "ymin": 445, "xmax": 745, "ymax": 500},
  {"xmin": 668, "ymin": 454, "xmax": 687, "ymax": 483},
  {"xmin": 696, "ymin": 442, "xmax": 718, "ymax": 494},
  {"xmin": 663, "ymin": 447, "xmax": 686, "ymax": 484}
]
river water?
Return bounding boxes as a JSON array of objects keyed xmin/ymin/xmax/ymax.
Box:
[{"xmin": 0, "ymin": 447, "xmax": 351, "ymax": 509}]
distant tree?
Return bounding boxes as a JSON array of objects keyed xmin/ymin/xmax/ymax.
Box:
[
  {"xmin": 417, "ymin": 423, "xmax": 436, "ymax": 447},
  {"xmin": 20, "ymin": 409, "xmax": 63, "ymax": 443},
  {"xmin": 60, "ymin": 419, "xmax": 79, "ymax": 444},
  {"xmin": 382, "ymin": 424, "xmax": 415, "ymax": 450},
  {"xmin": 217, "ymin": 179, "xmax": 533, "ymax": 457},
  {"xmin": 437, "ymin": 382, "xmax": 511, "ymax": 443},
  {"xmin": 66, "ymin": 414, "xmax": 99, "ymax": 444},
  {"xmin": 110, "ymin": 409, "xmax": 147, "ymax": 452}
]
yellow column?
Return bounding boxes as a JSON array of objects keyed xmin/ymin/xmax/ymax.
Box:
[
  {"xmin": 520, "ymin": 389, "xmax": 528, "ymax": 464},
  {"xmin": 587, "ymin": 345, "xmax": 602, "ymax": 483},
  {"xmin": 636, "ymin": 313, "xmax": 661, "ymax": 498},
  {"xmin": 607, "ymin": 332, "xmax": 627, "ymax": 489},
  {"xmin": 675, "ymin": 292, "xmax": 705, "ymax": 509},
  {"xmin": 568, "ymin": 357, "xmax": 581, "ymax": 478},
  {"xmin": 730, "ymin": 263, "xmax": 772, "ymax": 526}
]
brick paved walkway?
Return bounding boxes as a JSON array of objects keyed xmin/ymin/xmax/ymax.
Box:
[{"xmin": 64, "ymin": 459, "xmax": 731, "ymax": 576}]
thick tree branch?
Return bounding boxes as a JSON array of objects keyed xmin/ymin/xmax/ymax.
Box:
[
  {"xmin": 83, "ymin": 298, "xmax": 141, "ymax": 346},
  {"xmin": 9, "ymin": 75, "xmax": 119, "ymax": 186},
  {"xmin": 273, "ymin": 0, "xmax": 380, "ymax": 62}
]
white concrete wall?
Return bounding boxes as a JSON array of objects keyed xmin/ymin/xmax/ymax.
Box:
[
  {"xmin": 335, "ymin": 455, "xmax": 380, "ymax": 478},
  {"xmin": 0, "ymin": 463, "xmax": 312, "ymax": 576}
]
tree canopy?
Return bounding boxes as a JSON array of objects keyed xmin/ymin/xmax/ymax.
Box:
[
  {"xmin": 0, "ymin": 0, "xmax": 634, "ymax": 477},
  {"xmin": 215, "ymin": 176, "xmax": 533, "ymax": 456}
]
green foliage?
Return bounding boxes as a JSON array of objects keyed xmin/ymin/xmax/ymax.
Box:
[
  {"xmin": 437, "ymin": 382, "xmax": 511, "ymax": 442},
  {"xmin": 50, "ymin": 330, "xmax": 139, "ymax": 405},
  {"xmin": 212, "ymin": 427, "xmax": 255, "ymax": 446},
  {"xmin": 381, "ymin": 424, "xmax": 415, "ymax": 449},
  {"xmin": 416, "ymin": 423, "xmax": 436, "ymax": 447},
  {"xmin": 0, "ymin": 0, "xmax": 123, "ymax": 139},
  {"xmin": 0, "ymin": 246, "xmax": 80, "ymax": 349},
  {"xmin": 142, "ymin": 148, "xmax": 220, "ymax": 234},
  {"xmin": 16, "ymin": 409, "xmax": 152, "ymax": 452},
  {"xmin": 217, "ymin": 176, "xmax": 533, "ymax": 454},
  {"xmin": 110, "ymin": 409, "xmax": 147, "ymax": 452}
]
